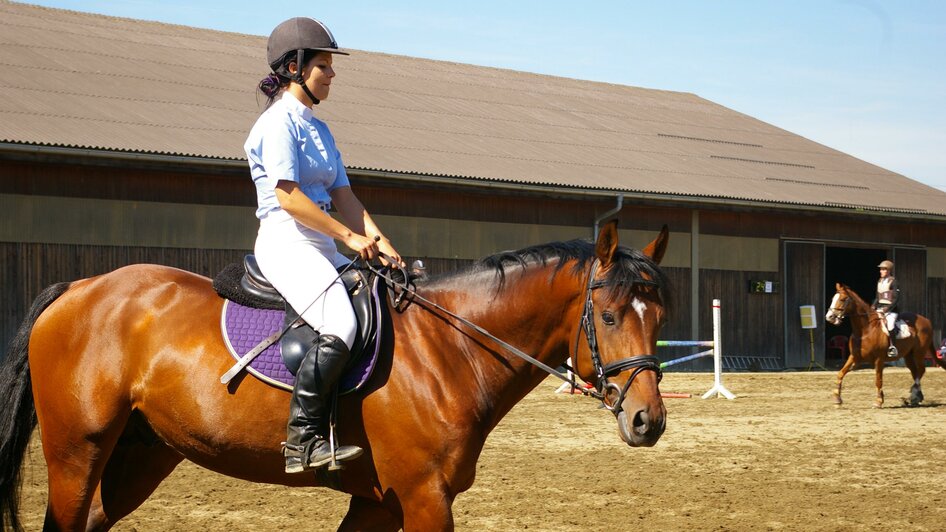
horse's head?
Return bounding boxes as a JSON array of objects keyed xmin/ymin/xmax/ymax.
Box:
[
  {"xmin": 825, "ymin": 283, "xmax": 852, "ymax": 325},
  {"xmin": 573, "ymin": 221, "xmax": 668, "ymax": 447}
]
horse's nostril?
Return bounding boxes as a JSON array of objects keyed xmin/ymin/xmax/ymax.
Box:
[{"xmin": 633, "ymin": 409, "xmax": 649, "ymax": 435}]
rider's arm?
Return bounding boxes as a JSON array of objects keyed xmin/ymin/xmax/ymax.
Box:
[
  {"xmin": 330, "ymin": 186, "xmax": 403, "ymax": 267},
  {"xmin": 274, "ymin": 180, "xmax": 378, "ymax": 260}
]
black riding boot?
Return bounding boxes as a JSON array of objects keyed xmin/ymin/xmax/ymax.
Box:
[
  {"xmin": 887, "ymin": 326, "xmax": 899, "ymax": 358},
  {"xmin": 284, "ymin": 334, "xmax": 363, "ymax": 473}
]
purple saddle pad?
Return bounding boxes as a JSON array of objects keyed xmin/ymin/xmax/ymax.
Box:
[{"xmin": 220, "ymin": 300, "xmax": 379, "ymax": 393}]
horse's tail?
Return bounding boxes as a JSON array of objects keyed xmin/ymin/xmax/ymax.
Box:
[
  {"xmin": 934, "ymin": 339, "xmax": 946, "ymax": 371},
  {"xmin": 914, "ymin": 316, "xmax": 946, "ymax": 371},
  {"xmin": 0, "ymin": 282, "xmax": 72, "ymax": 532}
]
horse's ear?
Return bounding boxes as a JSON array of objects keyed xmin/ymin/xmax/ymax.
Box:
[
  {"xmin": 642, "ymin": 225, "xmax": 669, "ymax": 265},
  {"xmin": 595, "ymin": 220, "xmax": 619, "ymax": 267}
]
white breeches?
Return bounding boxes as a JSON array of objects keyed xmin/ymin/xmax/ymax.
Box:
[
  {"xmin": 877, "ymin": 310, "xmax": 898, "ymax": 333},
  {"xmin": 254, "ymin": 209, "xmax": 357, "ymax": 349}
]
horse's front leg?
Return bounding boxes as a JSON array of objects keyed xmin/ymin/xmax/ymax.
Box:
[
  {"xmin": 873, "ymin": 357, "xmax": 886, "ymax": 408},
  {"xmin": 398, "ymin": 476, "xmax": 456, "ymax": 532},
  {"xmin": 834, "ymin": 355, "xmax": 856, "ymax": 405},
  {"xmin": 338, "ymin": 495, "xmax": 401, "ymax": 532}
]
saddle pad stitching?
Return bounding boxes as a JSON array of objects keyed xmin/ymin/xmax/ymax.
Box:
[{"xmin": 220, "ymin": 299, "xmax": 293, "ymax": 391}]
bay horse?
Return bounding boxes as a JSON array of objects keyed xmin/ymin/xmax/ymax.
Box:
[
  {"xmin": 1, "ymin": 222, "xmax": 669, "ymax": 531},
  {"xmin": 825, "ymin": 283, "xmax": 944, "ymax": 408}
]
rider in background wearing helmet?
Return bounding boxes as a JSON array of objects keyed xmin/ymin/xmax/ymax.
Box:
[
  {"xmin": 871, "ymin": 260, "xmax": 900, "ymax": 358},
  {"xmin": 245, "ymin": 17, "xmax": 403, "ymax": 474}
]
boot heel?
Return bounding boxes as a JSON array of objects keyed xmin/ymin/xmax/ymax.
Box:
[{"xmin": 285, "ymin": 461, "xmax": 306, "ymax": 474}]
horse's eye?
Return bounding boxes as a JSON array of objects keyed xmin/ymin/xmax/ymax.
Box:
[{"xmin": 601, "ymin": 311, "xmax": 616, "ymax": 326}]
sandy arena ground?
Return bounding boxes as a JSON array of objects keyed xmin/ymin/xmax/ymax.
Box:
[{"xmin": 15, "ymin": 367, "xmax": 946, "ymax": 531}]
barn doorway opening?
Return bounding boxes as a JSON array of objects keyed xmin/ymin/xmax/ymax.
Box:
[{"xmin": 824, "ymin": 246, "xmax": 887, "ymax": 368}]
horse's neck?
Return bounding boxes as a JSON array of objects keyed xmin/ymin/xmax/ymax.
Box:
[
  {"xmin": 407, "ymin": 268, "xmax": 581, "ymax": 428},
  {"xmin": 846, "ymin": 293, "xmax": 876, "ymax": 334}
]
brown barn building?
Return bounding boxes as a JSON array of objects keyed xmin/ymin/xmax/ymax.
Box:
[{"xmin": 2, "ymin": 1, "xmax": 945, "ymax": 369}]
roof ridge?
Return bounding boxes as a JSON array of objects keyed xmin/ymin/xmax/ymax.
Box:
[
  {"xmin": 1, "ymin": 13, "xmax": 258, "ymax": 54},
  {"xmin": 4, "ymin": 1, "xmax": 259, "ymax": 43}
]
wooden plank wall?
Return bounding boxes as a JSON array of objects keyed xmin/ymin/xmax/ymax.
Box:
[
  {"xmin": 698, "ymin": 269, "xmax": 784, "ymax": 365},
  {"xmin": 894, "ymin": 247, "xmax": 928, "ymax": 314},
  {"xmin": 929, "ymin": 278, "xmax": 946, "ymax": 344},
  {"xmin": 6, "ymin": 160, "xmax": 946, "ymax": 367},
  {"xmin": 0, "ymin": 242, "xmax": 248, "ymax": 350}
]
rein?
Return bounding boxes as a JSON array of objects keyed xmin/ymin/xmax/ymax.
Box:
[{"xmin": 364, "ymin": 255, "xmax": 662, "ymax": 413}]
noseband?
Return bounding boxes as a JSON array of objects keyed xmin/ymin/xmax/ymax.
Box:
[
  {"xmin": 826, "ymin": 295, "xmax": 848, "ymax": 323},
  {"xmin": 577, "ymin": 259, "xmax": 662, "ymax": 416}
]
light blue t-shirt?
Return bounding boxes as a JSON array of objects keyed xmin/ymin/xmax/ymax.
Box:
[{"xmin": 244, "ymin": 92, "xmax": 351, "ymax": 219}]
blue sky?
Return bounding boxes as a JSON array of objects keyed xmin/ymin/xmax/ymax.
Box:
[{"xmin": 28, "ymin": 0, "xmax": 946, "ymax": 192}]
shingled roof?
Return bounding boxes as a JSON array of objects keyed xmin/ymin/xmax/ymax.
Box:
[{"xmin": 2, "ymin": 1, "xmax": 944, "ymax": 218}]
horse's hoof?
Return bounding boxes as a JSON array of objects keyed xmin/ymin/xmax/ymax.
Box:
[{"xmin": 873, "ymin": 401, "xmax": 883, "ymax": 409}]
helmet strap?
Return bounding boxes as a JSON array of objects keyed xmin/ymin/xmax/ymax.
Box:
[{"xmin": 290, "ymin": 49, "xmax": 320, "ymax": 106}]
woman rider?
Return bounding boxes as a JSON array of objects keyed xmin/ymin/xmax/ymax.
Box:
[
  {"xmin": 871, "ymin": 260, "xmax": 900, "ymax": 358},
  {"xmin": 245, "ymin": 17, "xmax": 403, "ymax": 473}
]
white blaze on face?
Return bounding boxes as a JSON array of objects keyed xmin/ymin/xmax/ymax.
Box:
[
  {"xmin": 826, "ymin": 293, "xmax": 840, "ymax": 322},
  {"xmin": 631, "ymin": 297, "xmax": 647, "ymax": 326}
]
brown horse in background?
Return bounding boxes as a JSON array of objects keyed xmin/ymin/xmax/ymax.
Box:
[
  {"xmin": 825, "ymin": 283, "xmax": 944, "ymax": 408},
  {"xmin": 1, "ymin": 222, "xmax": 669, "ymax": 531}
]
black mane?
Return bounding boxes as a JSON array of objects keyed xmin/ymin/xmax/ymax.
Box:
[{"xmin": 433, "ymin": 239, "xmax": 669, "ymax": 303}]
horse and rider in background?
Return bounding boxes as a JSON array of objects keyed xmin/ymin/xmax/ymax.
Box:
[{"xmin": 826, "ymin": 267, "xmax": 944, "ymax": 408}]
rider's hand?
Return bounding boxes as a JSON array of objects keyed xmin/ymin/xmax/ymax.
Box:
[
  {"xmin": 376, "ymin": 236, "xmax": 405, "ymax": 269},
  {"xmin": 343, "ymin": 233, "xmax": 379, "ymax": 261}
]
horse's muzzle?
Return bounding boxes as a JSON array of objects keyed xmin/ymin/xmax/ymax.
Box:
[{"xmin": 616, "ymin": 403, "xmax": 666, "ymax": 447}]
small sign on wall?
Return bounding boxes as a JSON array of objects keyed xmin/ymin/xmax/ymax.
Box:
[
  {"xmin": 748, "ymin": 280, "xmax": 779, "ymax": 294},
  {"xmin": 799, "ymin": 305, "xmax": 817, "ymax": 329}
]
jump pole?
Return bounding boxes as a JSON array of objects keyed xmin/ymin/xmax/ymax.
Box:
[
  {"xmin": 702, "ymin": 299, "xmax": 735, "ymax": 399},
  {"xmin": 554, "ymin": 361, "xmax": 592, "ymax": 394}
]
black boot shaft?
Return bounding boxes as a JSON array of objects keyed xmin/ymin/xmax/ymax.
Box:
[{"xmin": 285, "ymin": 334, "xmax": 352, "ymax": 447}]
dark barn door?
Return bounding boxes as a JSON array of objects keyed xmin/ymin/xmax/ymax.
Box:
[
  {"xmin": 783, "ymin": 241, "xmax": 825, "ymax": 368},
  {"xmin": 893, "ymin": 247, "xmax": 927, "ymax": 315}
]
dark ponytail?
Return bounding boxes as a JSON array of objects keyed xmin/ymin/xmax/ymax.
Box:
[
  {"xmin": 258, "ymin": 72, "xmax": 289, "ymax": 108},
  {"xmin": 257, "ymin": 49, "xmax": 319, "ymax": 108}
]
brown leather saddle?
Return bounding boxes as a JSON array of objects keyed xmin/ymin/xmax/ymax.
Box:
[{"xmin": 216, "ymin": 255, "xmax": 382, "ymax": 376}]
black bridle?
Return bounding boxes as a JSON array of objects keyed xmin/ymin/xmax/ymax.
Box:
[
  {"xmin": 575, "ymin": 259, "xmax": 663, "ymax": 416},
  {"xmin": 366, "ymin": 255, "xmax": 662, "ymax": 414},
  {"xmin": 826, "ymin": 291, "xmax": 882, "ymax": 326},
  {"xmin": 825, "ymin": 293, "xmax": 851, "ymax": 324}
]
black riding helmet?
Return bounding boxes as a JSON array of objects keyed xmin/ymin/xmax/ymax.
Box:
[{"xmin": 267, "ymin": 17, "xmax": 349, "ymax": 105}]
